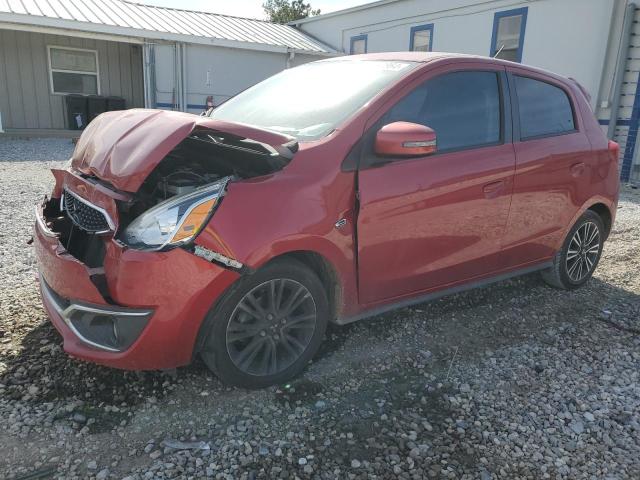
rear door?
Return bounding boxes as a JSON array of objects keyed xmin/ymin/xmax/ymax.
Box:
[
  {"xmin": 356, "ymin": 65, "xmax": 516, "ymax": 305},
  {"xmin": 501, "ymin": 70, "xmax": 594, "ymax": 265}
]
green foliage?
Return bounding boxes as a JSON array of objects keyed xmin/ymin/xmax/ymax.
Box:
[{"xmin": 263, "ymin": 0, "xmax": 320, "ymax": 24}]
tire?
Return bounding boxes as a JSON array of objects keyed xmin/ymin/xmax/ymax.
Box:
[
  {"xmin": 198, "ymin": 259, "xmax": 329, "ymax": 388},
  {"xmin": 541, "ymin": 210, "xmax": 605, "ymax": 290}
]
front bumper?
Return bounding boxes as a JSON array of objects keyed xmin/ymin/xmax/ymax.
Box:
[
  {"xmin": 34, "ymin": 201, "xmax": 240, "ymax": 370},
  {"xmin": 39, "ymin": 275, "xmax": 152, "ymax": 352}
]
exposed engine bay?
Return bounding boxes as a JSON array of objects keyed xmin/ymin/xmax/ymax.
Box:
[
  {"xmin": 117, "ymin": 128, "xmax": 293, "ymax": 229},
  {"xmin": 38, "ymin": 126, "xmax": 296, "ymax": 271}
]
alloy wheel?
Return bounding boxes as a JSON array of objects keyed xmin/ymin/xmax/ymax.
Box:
[
  {"xmin": 565, "ymin": 221, "xmax": 600, "ymax": 282},
  {"xmin": 226, "ymin": 279, "xmax": 317, "ymax": 376}
]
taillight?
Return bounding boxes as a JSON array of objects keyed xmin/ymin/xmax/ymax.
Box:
[{"xmin": 608, "ymin": 140, "xmax": 620, "ymax": 163}]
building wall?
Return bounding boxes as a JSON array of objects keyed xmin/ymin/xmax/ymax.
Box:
[
  {"xmin": 296, "ymin": 0, "xmax": 616, "ymax": 110},
  {"xmin": 0, "ymin": 28, "xmax": 144, "ymax": 130},
  {"xmin": 152, "ymin": 43, "xmax": 323, "ymax": 115}
]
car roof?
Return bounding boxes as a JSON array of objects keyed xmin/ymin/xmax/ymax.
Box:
[{"xmin": 332, "ymin": 52, "xmax": 570, "ymax": 85}]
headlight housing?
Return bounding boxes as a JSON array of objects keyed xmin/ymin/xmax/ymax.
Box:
[{"xmin": 121, "ymin": 178, "xmax": 228, "ymax": 251}]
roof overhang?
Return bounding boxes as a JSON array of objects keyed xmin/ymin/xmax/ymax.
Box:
[{"xmin": 0, "ymin": 13, "xmax": 337, "ymax": 56}]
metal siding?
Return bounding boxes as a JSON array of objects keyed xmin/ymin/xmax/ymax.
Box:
[
  {"xmin": 29, "ymin": 32, "xmax": 54, "ymax": 128},
  {"xmin": 0, "ymin": 0, "xmax": 333, "ymax": 53},
  {"xmin": 613, "ymin": 8, "xmax": 640, "ymax": 181},
  {"xmin": 0, "ymin": 28, "xmax": 144, "ymax": 129},
  {"xmin": 130, "ymin": 44, "xmax": 143, "ymax": 108},
  {"xmin": 118, "ymin": 42, "xmax": 132, "ymax": 106},
  {"xmin": 2, "ymin": 29, "xmax": 26, "ymax": 128},
  {"xmin": 16, "ymin": 30, "xmax": 39, "ymax": 128},
  {"xmin": 106, "ymin": 41, "xmax": 122, "ymax": 98},
  {"xmin": 0, "ymin": 27, "xmax": 12, "ymax": 128}
]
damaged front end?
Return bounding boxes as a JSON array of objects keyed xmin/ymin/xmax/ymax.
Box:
[
  {"xmin": 40, "ymin": 109, "xmax": 297, "ymax": 263},
  {"xmin": 34, "ymin": 109, "xmax": 296, "ymax": 364}
]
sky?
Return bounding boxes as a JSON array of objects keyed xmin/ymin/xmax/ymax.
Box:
[{"xmin": 133, "ymin": 0, "xmax": 372, "ymax": 20}]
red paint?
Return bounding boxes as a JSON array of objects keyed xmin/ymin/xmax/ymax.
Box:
[
  {"xmin": 35, "ymin": 53, "xmax": 619, "ymax": 371},
  {"xmin": 71, "ymin": 109, "xmax": 294, "ymax": 193},
  {"xmin": 374, "ymin": 122, "xmax": 437, "ymax": 156}
]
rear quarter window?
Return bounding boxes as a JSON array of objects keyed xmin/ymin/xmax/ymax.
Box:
[{"xmin": 514, "ymin": 75, "xmax": 575, "ymax": 139}]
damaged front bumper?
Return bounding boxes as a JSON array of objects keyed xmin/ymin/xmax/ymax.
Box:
[
  {"xmin": 39, "ymin": 275, "xmax": 152, "ymax": 352},
  {"xmin": 33, "ymin": 181, "xmax": 240, "ymax": 370}
]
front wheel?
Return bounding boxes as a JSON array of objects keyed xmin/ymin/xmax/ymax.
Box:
[
  {"xmin": 541, "ymin": 210, "xmax": 604, "ymax": 290},
  {"xmin": 199, "ymin": 259, "xmax": 328, "ymax": 388}
]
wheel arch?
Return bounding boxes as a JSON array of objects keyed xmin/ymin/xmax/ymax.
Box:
[
  {"xmin": 587, "ymin": 202, "xmax": 613, "ymax": 239},
  {"xmin": 263, "ymin": 250, "xmax": 343, "ymax": 324},
  {"xmin": 558, "ymin": 196, "xmax": 615, "ymax": 250}
]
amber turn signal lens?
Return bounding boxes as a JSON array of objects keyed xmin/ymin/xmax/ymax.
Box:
[{"xmin": 171, "ymin": 198, "xmax": 217, "ymax": 243}]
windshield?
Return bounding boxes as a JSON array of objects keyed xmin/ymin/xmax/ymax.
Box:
[{"xmin": 208, "ymin": 59, "xmax": 417, "ymax": 141}]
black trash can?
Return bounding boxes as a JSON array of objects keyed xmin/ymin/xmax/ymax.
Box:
[
  {"xmin": 106, "ymin": 97, "xmax": 126, "ymax": 111},
  {"xmin": 87, "ymin": 96, "xmax": 108, "ymax": 122},
  {"xmin": 65, "ymin": 95, "xmax": 88, "ymax": 130}
]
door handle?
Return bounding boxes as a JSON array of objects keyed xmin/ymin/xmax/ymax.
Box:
[
  {"xmin": 570, "ymin": 162, "xmax": 585, "ymax": 177},
  {"xmin": 483, "ymin": 180, "xmax": 504, "ymax": 198}
]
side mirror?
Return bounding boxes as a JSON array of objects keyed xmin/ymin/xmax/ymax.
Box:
[{"xmin": 374, "ymin": 121, "xmax": 437, "ymax": 157}]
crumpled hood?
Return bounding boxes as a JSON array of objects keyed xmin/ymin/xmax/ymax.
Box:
[{"xmin": 71, "ymin": 109, "xmax": 295, "ymax": 192}]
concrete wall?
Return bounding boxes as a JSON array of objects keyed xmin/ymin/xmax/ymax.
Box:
[
  {"xmin": 152, "ymin": 43, "xmax": 323, "ymax": 114},
  {"xmin": 0, "ymin": 28, "xmax": 144, "ymax": 130},
  {"xmin": 295, "ymin": 0, "xmax": 616, "ymax": 110}
]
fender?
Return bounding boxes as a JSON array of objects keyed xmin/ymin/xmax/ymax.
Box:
[
  {"xmin": 194, "ymin": 156, "xmax": 360, "ymax": 317},
  {"xmin": 555, "ymin": 195, "xmax": 616, "ymax": 250}
]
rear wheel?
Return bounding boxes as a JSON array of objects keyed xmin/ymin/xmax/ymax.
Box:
[
  {"xmin": 541, "ymin": 210, "xmax": 604, "ymax": 290},
  {"xmin": 199, "ymin": 259, "xmax": 328, "ymax": 388}
]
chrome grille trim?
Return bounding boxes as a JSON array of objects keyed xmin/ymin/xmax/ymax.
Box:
[{"xmin": 62, "ymin": 188, "xmax": 115, "ymax": 234}]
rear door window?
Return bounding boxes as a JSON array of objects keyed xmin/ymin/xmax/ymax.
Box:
[
  {"xmin": 383, "ymin": 71, "xmax": 502, "ymax": 152},
  {"xmin": 514, "ymin": 75, "xmax": 575, "ymax": 139}
]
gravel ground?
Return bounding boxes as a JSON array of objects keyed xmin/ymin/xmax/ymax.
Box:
[{"xmin": 0, "ymin": 139, "xmax": 639, "ymax": 479}]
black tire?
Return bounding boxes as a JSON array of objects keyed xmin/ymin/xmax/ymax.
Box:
[
  {"xmin": 198, "ymin": 259, "xmax": 329, "ymax": 388},
  {"xmin": 541, "ymin": 210, "xmax": 605, "ymax": 290}
]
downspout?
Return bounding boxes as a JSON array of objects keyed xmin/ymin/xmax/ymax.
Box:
[
  {"xmin": 181, "ymin": 43, "xmax": 188, "ymax": 112},
  {"xmin": 0, "ymin": 111, "xmax": 4, "ymax": 133},
  {"xmin": 286, "ymin": 49, "xmax": 295, "ymax": 68},
  {"xmin": 149, "ymin": 43, "xmax": 157, "ymax": 109},
  {"xmin": 142, "ymin": 43, "xmax": 157, "ymax": 109},
  {"xmin": 608, "ymin": 2, "xmax": 636, "ymax": 139},
  {"xmin": 172, "ymin": 43, "xmax": 179, "ymax": 110}
]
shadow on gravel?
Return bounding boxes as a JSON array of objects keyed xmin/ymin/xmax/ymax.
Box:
[
  {"xmin": 0, "ymin": 320, "xmax": 186, "ymax": 408},
  {"xmin": 2, "ymin": 272, "xmax": 637, "ymax": 410}
]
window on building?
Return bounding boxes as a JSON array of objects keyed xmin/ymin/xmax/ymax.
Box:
[
  {"xmin": 350, "ymin": 35, "xmax": 367, "ymax": 55},
  {"xmin": 48, "ymin": 46, "xmax": 99, "ymax": 95},
  {"xmin": 384, "ymin": 71, "xmax": 501, "ymax": 152},
  {"xmin": 410, "ymin": 24, "xmax": 434, "ymax": 52},
  {"xmin": 514, "ymin": 75, "xmax": 575, "ymax": 139},
  {"xmin": 490, "ymin": 7, "xmax": 528, "ymax": 63}
]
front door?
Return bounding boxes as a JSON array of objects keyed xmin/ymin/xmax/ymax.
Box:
[{"xmin": 356, "ymin": 67, "xmax": 515, "ymax": 305}]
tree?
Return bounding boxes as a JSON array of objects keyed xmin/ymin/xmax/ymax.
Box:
[{"xmin": 263, "ymin": 0, "xmax": 320, "ymax": 24}]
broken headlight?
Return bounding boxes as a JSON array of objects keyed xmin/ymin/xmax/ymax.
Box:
[{"xmin": 121, "ymin": 179, "xmax": 228, "ymax": 251}]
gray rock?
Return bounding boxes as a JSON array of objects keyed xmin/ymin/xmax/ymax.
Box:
[
  {"xmin": 96, "ymin": 469, "xmax": 109, "ymax": 480},
  {"xmin": 570, "ymin": 421, "xmax": 584, "ymax": 435}
]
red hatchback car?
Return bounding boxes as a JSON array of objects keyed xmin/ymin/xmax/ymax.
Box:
[{"xmin": 34, "ymin": 53, "xmax": 619, "ymax": 387}]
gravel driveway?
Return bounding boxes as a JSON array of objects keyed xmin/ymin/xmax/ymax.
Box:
[{"xmin": 1, "ymin": 139, "xmax": 639, "ymax": 480}]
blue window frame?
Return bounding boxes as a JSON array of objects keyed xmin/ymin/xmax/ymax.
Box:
[
  {"xmin": 350, "ymin": 34, "xmax": 367, "ymax": 54},
  {"xmin": 409, "ymin": 24, "xmax": 434, "ymax": 52},
  {"xmin": 490, "ymin": 7, "xmax": 528, "ymax": 63}
]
